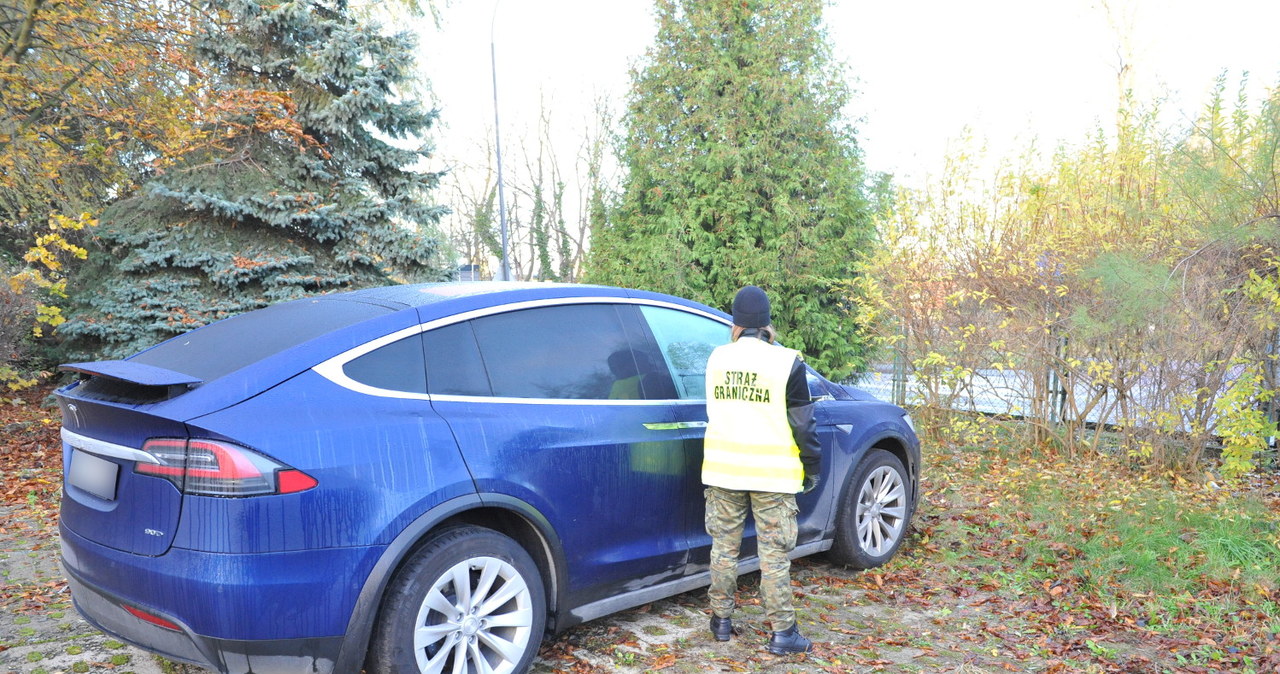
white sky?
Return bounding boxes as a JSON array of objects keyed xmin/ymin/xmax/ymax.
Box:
[{"xmin": 415, "ymin": 0, "xmax": 1280, "ymax": 214}]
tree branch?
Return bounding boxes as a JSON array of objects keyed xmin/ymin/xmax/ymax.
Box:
[{"xmin": 1, "ymin": 0, "xmax": 46, "ymax": 64}]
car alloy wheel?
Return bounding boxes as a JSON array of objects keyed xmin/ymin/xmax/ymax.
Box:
[
  {"xmin": 413, "ymin": 556, "xmax": 534, "ymax": 673},
  {"xmin": 368, "ymin": 526, "xmax": 546, "ymax": 674},
  {"xmin": 829, "ymin": 449, "xmax": 911, "ymax": 569},
  {"xmin": 855, "ymin": 464, "xmax": 907, "ymax": 558}
]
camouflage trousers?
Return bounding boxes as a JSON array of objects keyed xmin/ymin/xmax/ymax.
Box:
[{"xmin": 704, "ymin": 486, "xmax": 799, "ymax": 632}]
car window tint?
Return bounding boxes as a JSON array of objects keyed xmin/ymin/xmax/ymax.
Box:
[
  {"xmin": 638, "ymin": 306, "xmax": 729, "ymax": 400},
  {"xmin": 131, "ymin": 298, "xmax": 395, "ymax": 381},
  {"xmin": 424, "ymin": 322, "xmax": 492, "ymax": 396},
  {"xmin": 470, "ymin": 304, "xmax": 632, "ymax": 400},
  {"xmin": 343, "ymin": 334, "xmax": 427, "ymax": 394},
  {"xmin": 615, "ymin": 305, "xmax": 679, "ymax": 400}
]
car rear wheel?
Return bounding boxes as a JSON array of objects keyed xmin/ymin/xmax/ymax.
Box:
[
  {"xmin": 367, "ymin": 526, "xmax": 546, "ymax": 674},
  {"xmin": 829, "ymin": 449, "xmax": 911, "ymax": 569}
]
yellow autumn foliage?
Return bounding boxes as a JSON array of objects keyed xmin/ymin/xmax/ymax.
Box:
[{"xmin": 863, "ymin": 84, "xmax": 1280, "ymax": 480}]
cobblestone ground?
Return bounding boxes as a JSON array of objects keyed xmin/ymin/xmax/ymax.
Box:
[{"xmin": 2, "ymin": 509, "xmax": 1035, "ymax": 674}]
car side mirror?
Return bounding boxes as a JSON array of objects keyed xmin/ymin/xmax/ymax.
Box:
[{"xmin": 805, "ymin": 372, "xmax": 833, "ymax": 402}]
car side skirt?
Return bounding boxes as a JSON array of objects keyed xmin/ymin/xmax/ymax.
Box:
[{"xmin": 563, "ymin": 540, "xmax": 832, "ymax": 627}]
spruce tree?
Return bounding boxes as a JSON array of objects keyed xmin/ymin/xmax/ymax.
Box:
[
  {"xmin": 61, "ymin": 0, "xmax": 450, "ymax": 358},
  {"xmin": 586, "ymin": 0, "xmax": 885, "ymax": 379}
]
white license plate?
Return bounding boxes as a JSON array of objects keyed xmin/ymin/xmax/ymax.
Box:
[{"xmin": 69, "ymin": 449, "xmax": 119, "ymax": 501}]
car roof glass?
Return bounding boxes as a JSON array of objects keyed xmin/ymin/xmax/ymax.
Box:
[{"xmin": 130, "ymin": 298, "xmax": 395, "ymax": 381}]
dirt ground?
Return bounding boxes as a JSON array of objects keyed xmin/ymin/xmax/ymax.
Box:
[
  {"xmin": 4, "ymin": 390, "xmax": 1271, "ymax": 673},
  {"xmin": 0, "ymin": 502, "xmax": 169, "ymax": 674},
  {"xmin": 0, "ymin": 398, "xmax": 1044, "ymax": 674}
]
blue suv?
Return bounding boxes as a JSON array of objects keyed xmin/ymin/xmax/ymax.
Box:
[{"xmin": 56, "ymin": 282, "xmax": 920, "ymax": 674}]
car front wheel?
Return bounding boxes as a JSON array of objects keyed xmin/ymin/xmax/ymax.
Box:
[
  {"xmin": 367, "ymin": 526, "xmax": 547, "ymax": 674},
  {"xmin": 829, "ymin": 449, "xmax": 911, "ymax": 568}
]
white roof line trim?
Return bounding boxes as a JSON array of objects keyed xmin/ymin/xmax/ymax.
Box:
[{"xmin": 312, "ymin": 296, "xmax": 727, "ymax": 401}]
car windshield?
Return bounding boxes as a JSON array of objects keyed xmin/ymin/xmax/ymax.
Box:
[{"xmin": 130, "ymin": 297, "xmax": 395, "ymax": 382}]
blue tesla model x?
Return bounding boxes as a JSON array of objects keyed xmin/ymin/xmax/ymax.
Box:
[{"xmin": 56, "ymin": 282, "xmax": 920, "ymax": 674}]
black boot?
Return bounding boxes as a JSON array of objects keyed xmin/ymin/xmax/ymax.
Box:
[
  {"xmin": 767, "ymin": 624, "xmax": 812, "ymax": 655},
  {"xmin": 709, "ymin": 615, "xmax": 734, "ymax": 642}
]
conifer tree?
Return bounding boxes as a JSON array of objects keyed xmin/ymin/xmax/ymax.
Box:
[
  {"xmin": 61, "ymin": 0, "xmax": 450, "ymax": 358},
  {"xmin": 586, "ymin": 0, "xmax": 885, "ymax": 378}
]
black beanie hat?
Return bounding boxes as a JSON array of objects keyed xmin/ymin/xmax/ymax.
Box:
[{"xmin": 732, "ymin": 285, "xmax": 771, "ymax": 328}]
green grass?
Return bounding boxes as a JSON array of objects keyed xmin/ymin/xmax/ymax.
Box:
[
  {"xmin": 1070, "ymin": 489, "xmax": 1279, "ymax": 605},
  {"xmin": 611, "ymin": 646, "xmax": 637, "ymax": 666},
  {"xmin": 917, "ymin": 436, "xmax": 1280, "ymax": 651}
]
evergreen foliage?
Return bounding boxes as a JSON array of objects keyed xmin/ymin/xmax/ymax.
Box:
[
  {"xmin": 586, "ymin": 0, "xmax": 886, "ymax": 379},
  {"xmin": 60, "ymin": 0, "xmax": 451, "ymax": 358}
]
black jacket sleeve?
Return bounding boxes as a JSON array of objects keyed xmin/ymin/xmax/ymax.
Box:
[{"xmin": 784, "ymin": 357, "xmax": 822, "ymax": 479}]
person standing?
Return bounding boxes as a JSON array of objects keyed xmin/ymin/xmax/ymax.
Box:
[{"xmin": 702, "ymin": 285, "xmax": 821, "ymax": 655}]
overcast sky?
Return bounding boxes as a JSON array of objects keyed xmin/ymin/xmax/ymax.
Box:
[{"xmin": 414, "ymin": 0, "xmax": 1280, "ymax": 201}]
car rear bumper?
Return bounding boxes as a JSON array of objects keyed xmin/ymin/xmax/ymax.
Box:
[
  {"xmin": 61, "ymin": 523, "xmax": 382, "ymax": 674},
  {"xmin": 67, "ymin": 569, "xmax": 343, "ymax": 673}
]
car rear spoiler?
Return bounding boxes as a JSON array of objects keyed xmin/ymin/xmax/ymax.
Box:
[
  {"xmin": 60, "ymin": 361, "xmax": 204, "ymax": 404},
  {"xmin": 57, "ymin": 363, "xmax": 204, "ymax": 406},
  {"xmin": 60, "ymin": 361, "xmax": 203, "ymax": 387}
]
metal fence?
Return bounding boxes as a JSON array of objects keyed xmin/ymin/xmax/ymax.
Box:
[{"xmin": 848, "ymin": 359, "xmax": 1280, "ymax": 446}]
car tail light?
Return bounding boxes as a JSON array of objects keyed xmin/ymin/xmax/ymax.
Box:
[{"xmin": 136, "ymin": 438, "xmax": 317, "ymax": 497}]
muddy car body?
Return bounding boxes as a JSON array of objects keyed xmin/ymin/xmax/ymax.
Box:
[{"xmin": 56, "ymin": 282, "xmax": 920, "ymax": 674}]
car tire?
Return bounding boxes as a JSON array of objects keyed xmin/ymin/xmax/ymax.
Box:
[
  {"xmin": 829, "ymin": 449, "xmax": 911, "ymax": 569},
  {"xmin": 367, "ymin": 526, "xmax": 547, "ymax": 674}
]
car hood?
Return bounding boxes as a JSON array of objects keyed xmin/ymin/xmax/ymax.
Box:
[{"xmin": 838, "ymin": 385, "xmax": 883, "ymax": 402}]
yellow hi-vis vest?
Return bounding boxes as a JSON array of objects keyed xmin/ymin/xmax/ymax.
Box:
[{"xmin": 701, "ymin": 337, "xmax": 804, "ymax": 493}]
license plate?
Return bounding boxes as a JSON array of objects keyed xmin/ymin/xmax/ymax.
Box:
[{"xmin": 69, "ymin": 449, "xmax": 119, "ymax": 501}]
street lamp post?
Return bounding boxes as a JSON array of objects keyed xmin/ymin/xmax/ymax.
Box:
[{"xmin": 490, "ymin": 3, "xmax": 511, "ymax": 281}]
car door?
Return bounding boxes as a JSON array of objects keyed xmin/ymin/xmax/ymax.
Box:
[
  {"xmin": 635, "ymin": 304, "xmax": 838, "ymax": 573},
  {"xmin": 422, "ymin": 301, "xmax": 694, "ymax": 609}
]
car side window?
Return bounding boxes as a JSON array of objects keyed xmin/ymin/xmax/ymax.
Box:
[
  {"xmin": 469, "ymin": 304, "xmax": 637, "ymax": 400},
  {"xmin": 638, "ymin": 306, "xmax": 729, "ymax": 400},
  {"xmin": 423, "ymin": 322, "xmax": 491, "ymax": 396},
  {"xmin": 343, "ymin": 334, "xmax": 427, "ymax": 394}
]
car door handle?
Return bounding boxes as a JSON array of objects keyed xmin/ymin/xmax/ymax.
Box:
[{"xmin": 642, "ymin": 421, "xmax": 707, "ymax": 430}]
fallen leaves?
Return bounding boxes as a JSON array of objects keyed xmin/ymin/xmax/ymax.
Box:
[
  {"xmin": 0, "ymin": 578, "xmax": 69, "ymax": 614},
  {"xmin": 1043, "ymin": 579, "xmax": 1069, "ymax": 598},
  {"xmin": 1, "ymin": 385, "xmax": 66, "ymax": 615},
  {"xmin": 0, "ymin": 385, "xmax": 63, "ymax": 507},
  {"xmin": 648, "ymin": 653, "xmax": 677, "ymax": 670},
  {"xmin": 2, "ymin": 386, "xmax": 1278, "ymax": 672}
]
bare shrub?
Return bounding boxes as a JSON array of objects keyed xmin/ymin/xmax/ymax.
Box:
[{"xmin": 862, "ymin": 86, "xmax": 1280, "ymax": 478}]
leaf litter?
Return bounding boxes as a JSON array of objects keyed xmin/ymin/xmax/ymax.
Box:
[{"xmin": 2, "ymin": 386, "xmax": 1278, "ymax": 673}]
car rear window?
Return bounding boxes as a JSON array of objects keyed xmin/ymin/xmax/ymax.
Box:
[
  {"xmin": 131, "ymin": 298, "xmax": 396, "ymax": 381},
  {"xmin": 343, "ymin": 334, "xmax": 428, "ymax": 394}
]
